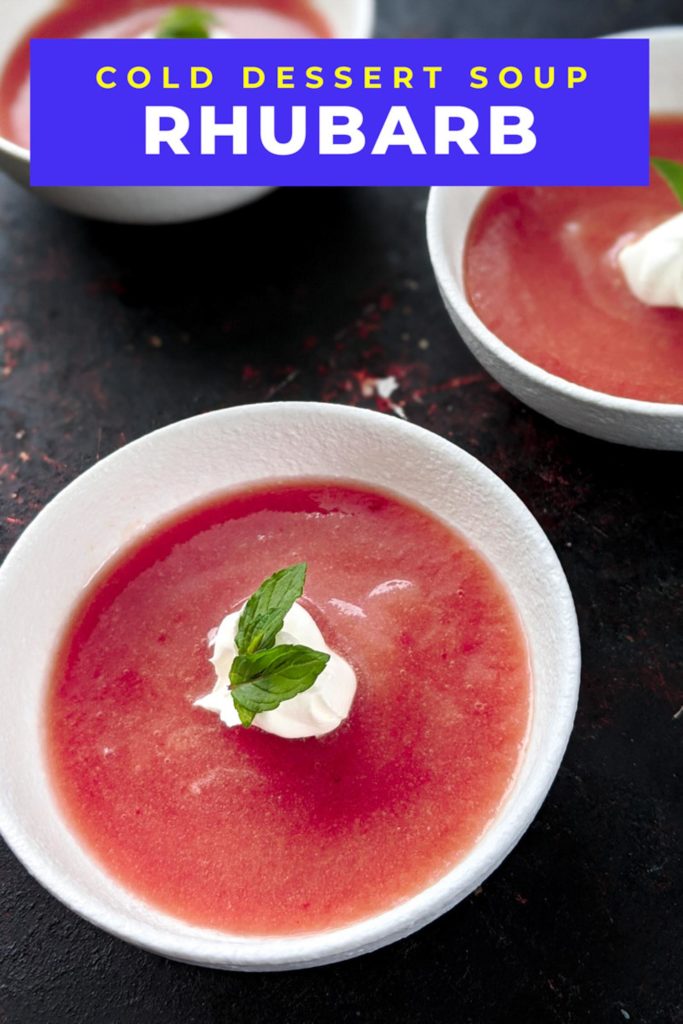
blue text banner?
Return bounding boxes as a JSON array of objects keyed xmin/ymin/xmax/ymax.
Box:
[{"xmin": 30, "ymin": 38, "xmax": 650, "ymax": 187}]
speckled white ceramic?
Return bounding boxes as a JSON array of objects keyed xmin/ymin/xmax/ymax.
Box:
[
  {"xmin": 427, "ymin": 27, "xmax": 683, "ymax": 450},
  {"xmin": 0, "ymin": 0, "xmax": 375, "ymax": 223},
  {"xmin": 0, "ymin": 402, "xmax": 580, "ymax": 970}
]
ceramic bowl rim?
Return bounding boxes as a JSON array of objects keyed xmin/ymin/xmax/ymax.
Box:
[
  {"xmin": 426, "ymin": 24, "xmax": 683, "ymax": 426},
  {"xmin": 0, "ymin": 401, "xmax": 581, "ymax": 970},
  {"xmin": 0, "ymin": 0, "xmax": 377, "ymax": 164}
]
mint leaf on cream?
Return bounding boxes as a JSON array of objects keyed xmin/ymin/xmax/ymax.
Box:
[
  {"xmin": 235, "ymin": 562, "xmax": 307, "ymax": 656},
  {"xmin": 230, "ymin": 645, "xmax": 331, "ymax": 728},
  {"xmin": 652, "ymin": 157, "xmax": 683, "ymax": 208},
  {"xmin": 154, "ymin": 5, "xmax": 215, "ymax": 38},
  {"xmin": 227, "ymin": 563, "xmax": 331, "ymax": 728}
]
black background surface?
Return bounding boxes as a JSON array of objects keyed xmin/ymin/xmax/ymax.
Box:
[{"xmin": 0, "ymin": 2, "xmax": 682, "ymax": 1021}]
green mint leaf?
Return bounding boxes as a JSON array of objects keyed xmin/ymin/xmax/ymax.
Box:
[
  {"xmin": 228, "ymin": 563, "xmax": 330, "ymax": 728},
  {"xmin": 235, "ymin": 703, "xmax": 256, "ymax": 729},
  {"xmin": 154, "ymin": 5, "xmax": 215, "ymax": 38},
  {"xmin": 230, "ymin": 644, "xmax": 330, "ymax": 727},
  {"xmin": 652, "ymin": 157, "xmax": 683, "ymax": 208},
  {"xmin": 235, "ymin": 563, "xmax": 307, "ymax": 656}
]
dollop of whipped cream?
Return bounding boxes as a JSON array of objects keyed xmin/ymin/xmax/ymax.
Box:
[
  {"xmin": 618, "ymin": 212, "xmax": 683, "ymax": 308},
  {"xmin": 194, "ymin": 603, "xmax": 356, "ymax": 739}
]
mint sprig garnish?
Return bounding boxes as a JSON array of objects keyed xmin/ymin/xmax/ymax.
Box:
[
  {"xmin": 230, "ymin": 645, "xmax": 330, "ymax": 728},
  {"xmin": 228, "ymin": 563, "xmax": 330, "ymax": 728},
  {"xmin": 652, "ymin": 157, "xmax": 683, "ymax": 208},
  {"xmin": 235, "ymin": 562, "xmax": 306, "ymax": 655},
  {"xmin": 154, "ymin": 5, "xmax": 215, "ymax": 38}
]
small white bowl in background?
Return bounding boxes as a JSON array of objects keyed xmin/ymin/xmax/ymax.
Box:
[
  {"xmin": 0, "ymin": 0, "xmax": 375, "ymax": 224},
  {"xmin": 427, "ymin": 27, "xmax": 683, "ymax": 450},
  {"xmin": 0, "ymin": 401, "xmax": 580, "ymax": 970}
]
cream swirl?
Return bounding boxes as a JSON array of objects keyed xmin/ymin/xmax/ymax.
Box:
[
  {"xmin": 194, "ymin": 602, "xmax": 356, "ymax": 739},
  {"xmin": 618, "ymin": 212, "xmax": 683, "ymax": 308}
]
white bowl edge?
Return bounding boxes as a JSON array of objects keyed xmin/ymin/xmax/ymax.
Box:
[
  {"xmin": 426, "ymin": 26, "xmax": 683, "ymax": 450},
  {"xmin": 0, "ymin": 0, "xmax": 376, "ymax": 223},
  {"xmin": 0, "ymin": 402, "xmax": 580, "ymax": 970}
]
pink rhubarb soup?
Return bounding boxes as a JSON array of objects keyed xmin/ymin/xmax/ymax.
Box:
[
  {"xmin": 464, "ymin": 117, "xmax": 683, "ymax": 404},
  {"xmin": 0, "ymin": 0, "xmax": 330, "ymax": 149},
  {"xmin": 47, "ymin": 480, "xmax": 530, "ymax": 935}
]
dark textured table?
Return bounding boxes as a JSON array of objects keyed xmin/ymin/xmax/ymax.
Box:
[{"xmin": 1, "ymin": 2, "xmax": 682, "ymax": 1021}]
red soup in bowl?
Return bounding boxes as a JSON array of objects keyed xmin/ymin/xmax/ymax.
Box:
[
  {"xmin": 47, "ymin": 479, "xmax": 530, "ymax": 936},
  {"xmin": 464, "ymin": 117, "xmax": 683, "ymax": 405},
  {"xmin": 0, "ymin": 0, "xmax": 330, "ymax": 149}
]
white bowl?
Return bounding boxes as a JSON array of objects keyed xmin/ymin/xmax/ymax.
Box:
[
  {"xmin": 0, "ymin": 402, "xmax": 580, "ymax": 970},
  {"xmin": 427, "ymin": 26, "xmax": 683, "ymax": 450},
  {"xmin": 0, "ymin": 0, "xmax": 375, "ymax": 224}
]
